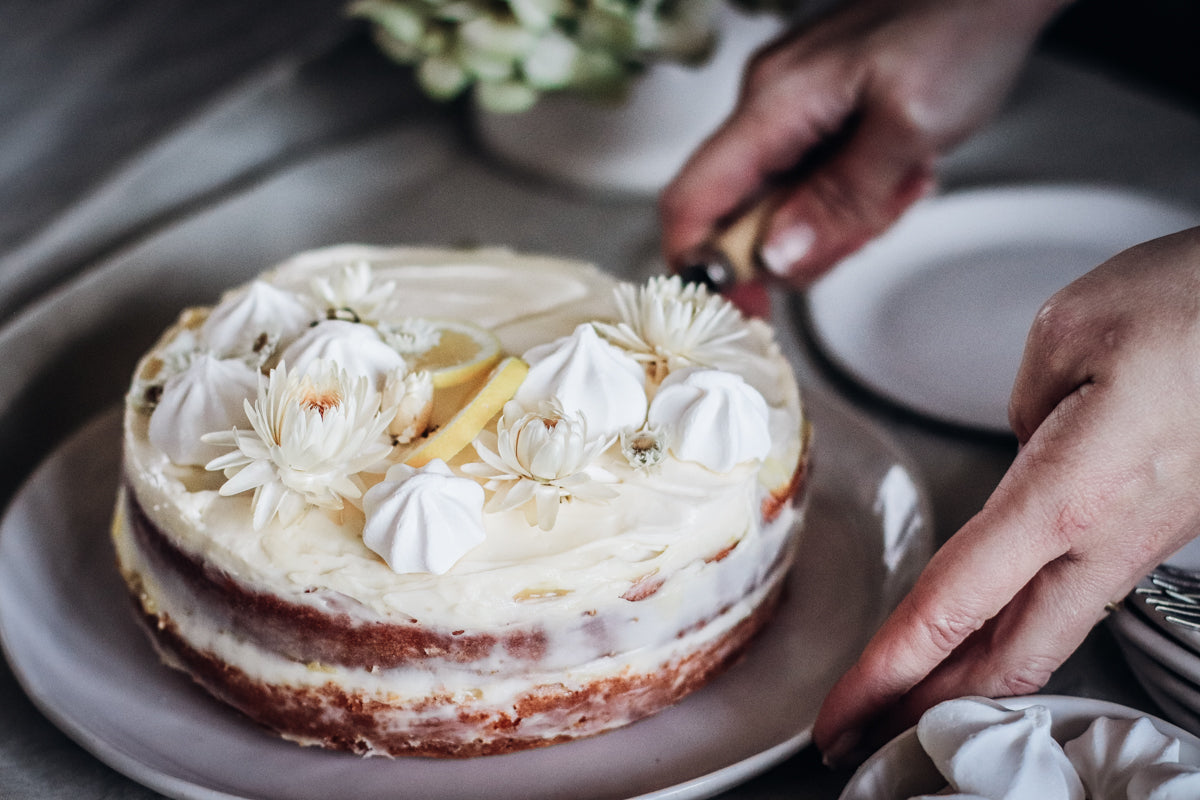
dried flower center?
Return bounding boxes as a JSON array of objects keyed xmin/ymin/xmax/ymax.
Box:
[
  {"xmin": 629, "ymin": 432, "xmax": 657, "ymax": 451},
  {"xmin": 300, "ymin": 384, "xmax": 343, "ymax": 417}
]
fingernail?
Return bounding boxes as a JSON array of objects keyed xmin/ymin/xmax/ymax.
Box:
[
  {"xmin": 760, "ymin": 224, "xmax": 815, "ymax": 277},
  {"xmin": 820, "ymin": 728, "xmax": 863, "ymax": 770}
]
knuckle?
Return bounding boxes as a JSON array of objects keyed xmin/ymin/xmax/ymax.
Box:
[
  {"xmin": 1028, "ymin": 294, "xmax": 1084, "ymax": 347},
  {"xmin": 741, "ymin": 44, "xmax": 792, "ymax": 97},
  {"xmin": 1051, "ymin": 495, "xmax": 1098, "ymax": 545},
  {"xmin": 808, "ymin": 170, "xmax": 885, "ymax": 233},
  {"xmin": 991, "ymin": 655, "xmax": 1058, "ymax": 698},
  {"xmin": 908, "ymin": 592, "xmax": 985, "ymax": 660}
]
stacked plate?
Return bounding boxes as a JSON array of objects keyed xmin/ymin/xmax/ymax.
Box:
[{"xmin": 1110, "ymin": 541, "xmax": 1200, "ymax": 736}]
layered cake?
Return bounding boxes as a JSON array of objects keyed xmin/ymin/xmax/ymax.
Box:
[{"xmin": 112, "ymin": 245, "xmax": 810, "ymax": 757}]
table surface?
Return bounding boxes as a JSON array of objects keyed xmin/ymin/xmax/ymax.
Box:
[{"xmin": 2, "ymin": 1, "xmax": 1199, "ymax": 798}]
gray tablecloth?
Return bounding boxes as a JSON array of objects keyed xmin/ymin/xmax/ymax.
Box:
[{"xmin": 2, "ymin": 1, "xmax": 1199, "ymax": 797}]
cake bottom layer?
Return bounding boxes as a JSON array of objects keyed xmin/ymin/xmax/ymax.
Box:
[{"xmin": 131, "ymin": 577, "xmax": 785, "ymax": 757}]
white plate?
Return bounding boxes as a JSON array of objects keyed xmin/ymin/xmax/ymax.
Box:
[
  {"xmin": 1115, "ymin": 638, "xmax": 1200, "ymax": 736},
  {"xmin": 805, "ymin": 185, "xmax": 1200, "ymax": 432},
  {"xmin": 0, "ymin": 391, "xmax": 932, "ymax": 800},
  {"xmin": 837, "ymin": 694, "xmax": 1200, "ymax": 800},
  {"xmin": 1110, "ymin": 607, "xmax": 1200, "ymax": 695}
]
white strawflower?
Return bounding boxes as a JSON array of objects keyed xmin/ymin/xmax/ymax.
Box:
[
  {"xmin": 310, "ymin": 260, "xmax": 396, "ymax": 323},
  {"xmin": 204, "ymin": 359, "xmax": 397, "ymax": 529},
  {"xmin": 464, "ymin": 399, "xmax": 617, "ymax": 531},
  {"xmin": 383, "ymin": 369, "xmax": 434, "ymax": 443},
  {"xmin": 594, "ymin": 275, "xmax": 749, "ymax": 383},
  {"xmin": 619, "ymin": 423, "xmax": 668, "ymax": 472},
  {"xmin": 378, "ymin": 317, "xmax": 441, "ymax": 356}
]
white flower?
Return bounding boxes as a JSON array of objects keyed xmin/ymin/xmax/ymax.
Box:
[
  {"xmin": 310, "ymin": 260, "xmax": 396, "ymax": 323},
  {"xmin": 378, "ymin": 317, "xmax": 441, "ymax": 356},
  {"xmin": 464, "ymin": 399, "xmax": 617, "ymax": 530},
  {"xmin": 382, "ymin": 369, "xmax": 434, "ymax": 443},
  {"xmin": 619, "ymin": 423, "xmax": 668, "ymax": 473},
  {"xmin": 594, "ymin": 275, "xmax": 749, "ymax": 383},
  {"xmin": 203, "ymin": 359, "xmax": 397, "ymax": 529}
]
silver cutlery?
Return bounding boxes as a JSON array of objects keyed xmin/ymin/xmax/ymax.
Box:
[{"xmin": 1136, "ymin": 566, "xmax": 1200, "ymax": 631}]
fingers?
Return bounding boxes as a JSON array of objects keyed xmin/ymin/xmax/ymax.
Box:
[
  {"xmin": 1008, "ymin": 283, "xmax": 1101, "ymax": 444},
  {"xmin": 661, "ymin": 86, "xmax": 937, "ymax": 290},
  {"xmin": 883, "ymin": 551, "xmax": 1120, "ymax": 739},
  {"xmin": 813, "ymin": 479, "xmax": 1067, "ymax": 763},
  {"xmin": 659, "ymin": 64, "xmax": 853, "ymax": 271},
  {"xmin": 757, "ymin": 110, "xmax": 936, "ymax": 285},
  {"xmin": 813, "ymin": 385, "xmax": 1138, "ymax": 765}
]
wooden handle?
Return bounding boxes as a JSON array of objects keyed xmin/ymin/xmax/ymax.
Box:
[
  {"xmin": 708, "ymin": 194, "xmax": 779, "ymax": 284},
  {"xmin": 678, "ymin": 191, "xmax": 784, "ymax": 291}
]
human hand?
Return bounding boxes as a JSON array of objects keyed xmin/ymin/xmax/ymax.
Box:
[
  {"xmin": 659, "ymin": 0, "xmax": 1069, "ymax": 304},
  {"xmin": 813, "ymin": 226, "xmax": 1200, "ymax": 767}
]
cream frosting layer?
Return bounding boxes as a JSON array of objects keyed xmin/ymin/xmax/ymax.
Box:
[{"xmin": 122, "ymin": 246, "xmax": 805, "ymax": 634}]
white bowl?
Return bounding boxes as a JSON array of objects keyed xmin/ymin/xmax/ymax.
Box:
[{"xmin": 837, "ymin": 695, "xmax": 1200, "ymax": 800}]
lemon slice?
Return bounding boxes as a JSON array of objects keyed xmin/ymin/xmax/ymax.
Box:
[
  {"xmin": 404, "ymin": 356, "xmax": 529, "ymax": 468},
  {"xmin": 407, "ymin": 320, "xmax": 502, "ymax": 389}
]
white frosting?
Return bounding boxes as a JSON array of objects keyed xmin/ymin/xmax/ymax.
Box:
[
  {"xmin": 362, "ymin": 459, "xmax": 487, "ymax": 574},
  {"xmin": 123, "ymin": 246, "xmax": 806, "ymax": 636},
  {"xmin": 201, "ymin": 280, "xmax": 313, "ymax": 357},
  {"xmin": 647, "ymin": 367, "xmax": 771, "ymax": 473},
  {"xmin": 1127, "ymin": 762, "xmax": 1200, "ymax": 799},
  {"xmin": 515, "ymin": 323, "xmax": 647, "ymax": 439},
  {"xmin": 148, "ymin": 354, "xmax": 259, "ymax": 466},
  {"xmin": 278, "ymin": 319, "xmax": 406, "ymax": 388},
  {"xmin": 917, "ymin": 698, "xmax": 1085, "ymax": 800},
  {"xmin": 1064, "ymin": 716, "xmax": 1181, "ymax": 800}
]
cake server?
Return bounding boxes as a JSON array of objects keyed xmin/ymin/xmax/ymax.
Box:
[{"xmin": 677, "ymin": 190, "xmax": 784, "ymax": 292}]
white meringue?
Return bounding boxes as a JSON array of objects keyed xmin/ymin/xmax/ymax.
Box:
[
  {"xmin": 515, "ymin": 323, "xmax": 647, "ymax": 439},
  {"xmin": 917, "ymin": 698, "xmax": 1085, "ymax": 800},
  {"xmin": 646, "ymin": 367, "xmax": 770, "ymax": 473},
  {"xmin": 201, "ymin": 281, "xmax": 313, "ymax": 358},
  {"xmin": 362, "ymin": 459, "xmax": 487, "ymax": 574},
  {"xmin": 148, "ymin": 354, "xmax": 259, "ymax": 466},
  {"xmin": 1064, "ymin": 716, "xmax": 1180, "ymax": 800},
  {"xmin": 278, "ymin": 319, "xmax": 406, "ymax": 388},
  {"xmin": 1126, "ymin": 761, "xmax": 1200, "ymax": 799}
]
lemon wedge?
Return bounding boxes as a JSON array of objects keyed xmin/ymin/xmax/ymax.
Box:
[
  {"xmin": 408, "ymin": 320, "xmax": 502, "ymax": 389},
  {"xmin": 403, "ymin": 356, "xmax": 529, "ymax": 468}
]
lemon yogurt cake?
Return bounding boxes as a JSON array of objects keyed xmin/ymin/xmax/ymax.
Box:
[{"xmin": 112, "ymin": 245, "xmax": 810, "ymax": 757}]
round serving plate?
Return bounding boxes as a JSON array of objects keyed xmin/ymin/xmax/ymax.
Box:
[{"xmin": 0, "ymin": 391, "xmax": 932, "ymax": 800}]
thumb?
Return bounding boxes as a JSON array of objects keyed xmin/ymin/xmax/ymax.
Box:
[{"xmin": 759, "ymin": 111, "xmax": 935, "ymax": 286}]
